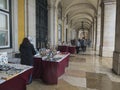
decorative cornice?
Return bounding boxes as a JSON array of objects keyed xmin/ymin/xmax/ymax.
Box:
[
  {"xmin": 100, "ymin": 0, "xmax": 116, "ymax": 6},
  {"xmin": 103, "ymin": 0, "xmax": 116, "ymax": 4}
]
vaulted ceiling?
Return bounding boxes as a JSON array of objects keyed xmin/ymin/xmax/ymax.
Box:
[{"xmin": 61, "ymin": 0, "xmax": 99, "ymax": 31}]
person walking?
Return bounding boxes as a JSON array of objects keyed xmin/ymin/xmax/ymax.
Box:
[
  {"xmin": 76, "ymin": 39, "xmax": 81, "ymax": 54},
  {"xmin": 81, "ymin": 37, "xmax": 87, "ymax": 52},
  {"xmin": 81, "ymin": 37, "xmax": 85, "ymax": 52}
]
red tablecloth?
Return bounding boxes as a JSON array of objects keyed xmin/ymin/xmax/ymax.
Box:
[
  {"xmin": 41, "ymin": 61, "xmax": 58, "ymax": 84},
  {"xmin": 33, "ymin": 58, "xmax": 42, "ymax": 79},
  {"xmin": 58, "ymin": 46, "xmax": 68, "ymax": 52},
  {"xmin": 57, "ymin": 54, "xmax": 69, "ymax": 76},
  {"xmin": 41, "ymin": 54, "xmax": 69, "ymax": 84},
  {"xmin": 33, "ymin": 53, "xmax": 70, "ymax": 84},
  {"xmin": 68, "ymin": 46, "xmax": 76, "ymax": 54},
  {"xmin": 0, "ymin": 68, "xmax": 33, "ymax": 90},
  {"xmin": 58, "ymin": 46, "xmax": 76, "ymax": 54}
]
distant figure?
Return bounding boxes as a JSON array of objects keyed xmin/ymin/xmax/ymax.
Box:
[
  {"xmin": 19, "ymin": 37, "xmax": 36, "ymax": 66},
  {"xmin": 81, "ymin": 37, "xmax": 87, "ymax": 52},
  {"xmin": 71, "ymin": 39, "xmax": 76, "ymax": 46},
  {"xmin": 76, "ymin": 39, "xmax": 81, "ymax": 54},
  {"xmin": 73, "ymin": 39, "xmax": 76, "ymax": 46},
  {"xmin": 62, "ymin": 41, "xmax": 65, "ymax": 45}
]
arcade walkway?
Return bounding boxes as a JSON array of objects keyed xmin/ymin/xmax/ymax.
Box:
[{"xmin": 27, "ymin": 48, "xmax": 120, "ymax": 90}]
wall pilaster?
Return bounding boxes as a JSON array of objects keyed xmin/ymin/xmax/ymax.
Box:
[
  {"xmin": 99, "ymin": 1, "xmax": 116, "ymax": 57},
  {"xmin": 113, "ymin": 51, "xmax": 120, "ymax": 74},
  {"xmin": 113, "ymin": 0, "xmax": 120, "ymax": 74},
  {"xmin": 99, "ymin": 2, "xmax": 104, "ymax": 56},
  {"xmin": 96, "ymin": 6, "xmax": 101, "ymax": 54},
  {"xmin": 93, "ymin": 17, "xmax": 97, "ymax": 50},
  {"xmin": 48, "ymin": 0, "xmax": 57, "ymax": 48},
  {"xmin": 25, "ymin": 0, "xmax": 36, "ymax": 47}
]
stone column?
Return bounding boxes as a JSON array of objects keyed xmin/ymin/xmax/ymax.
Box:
[
  {"xmin": 76, "ymin": 30, "xmax": 79, "ymax": 39},
  {"xmin": 25, "ymin": 0, "xmax": 36, "ymax": 47},
  {"xmin": 102, "ymin": 1, "xmax": 116, "ymax": 57},
  {"xmin": 65, "ymin": 26, "xmax": 68, "ymax": 42},
  {"xmin": 54, "ymin": 7, "xmax": 58, "ymax": 46},
  {"xmin": 113, "ymin": 0, "xmax": 120, "ymax": 74},
  {"xmin": 88, "ymin": 27, "xmax": 92, "ymax": 47},
  {"xmin": 12, "ymin": 0, "xmax": 18, "ymax": 51},
  {"xmin": 99, "ymin": 2, "xmax": 104, "ymax": 56},
  {"xmin": 63, "ymin": 16, "xmax": 69, "ymax": 43},
  {"xmin": 63, "ymin": 17, "xmax": 66, "ymax": 42},
  {"xmin": 99, "ymin": 0, "xmax": 116, "ymax": 57},
  {"xmin": 67, "ymin": 27, "xmax": 72, "ymax": 42},
  {"xmin": 95, "ymin": 17, "xmax": 98, "ymax": 51},
  {"xmin": 93, "ymin": 17, "xmax": 97, "ymax": 50},
  {"xmin": 91, "ymin": 23, "xmax": 94, "ymax": 48},
  {"xmin": 48, "ymin": 0, "xmax": 56, "ymax": 48},
  {"xmin": 96, "ymin": 6, "xmax": 101, "ymax": 54},
  {"xmin": 92, "ymin": 19, "xmax": 95, "ymax": 49},
  {"xmin": 68, "ymin": 20, "xmax": 73, "ymax": 41}
]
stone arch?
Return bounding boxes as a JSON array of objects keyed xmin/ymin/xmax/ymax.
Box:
[
  {"xmin": 65, "ymin": 3, "xmax": 97, "ymax": 17},
  {"xmin": 68, "ymin": 12, "xmax": 94, "ymax": 24}
]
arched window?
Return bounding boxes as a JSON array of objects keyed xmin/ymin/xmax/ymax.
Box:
[
  {"xmin": 58, "ymin": 24, "xmax": 62, "ymax": 42},
  {"xmin": 58, "ymin": 3, "xmax": 62, "ymax": 20},
  {"xmin": 36, "ymin": 0, "xmax": 48, "ymax": 49},
  {"xmin": 0, "ymin": 0, "xmax": 11, "ymax": 48}
]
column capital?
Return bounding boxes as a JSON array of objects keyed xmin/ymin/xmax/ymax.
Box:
[
  {"xmin": 103, "ymin": 0, "xmax": 116, "ymax": 3},
  {"xmin": 48, "ymin": 4, "xmax": 57, "ymax": 10},
  {"xmin": 100, "ymin": 0, "xmax": 116, "ymax": 5},
  {"xmin": 100, "ymin": 0, "xmax": 116, "ymax": 7},
  {"xmin": 48, "ymin": 0, "xmax": 57, "ymax": 10}
]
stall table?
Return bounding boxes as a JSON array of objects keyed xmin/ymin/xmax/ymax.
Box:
[
  {"xmin": 68, "ymin": 46, "xmax": 76, "ymax": 54},
  {"xmin": 0, "ymin": 64, "xmax": 33, "ymax": 90},
  {"xmin": 33, "ymin": 53, "xmax": 70, "ymax": 84},
  {"xmin": 58, "ymin": 45, "xmax": 76, "ymax": 54},
  {"xmin": 33, "ymin": 57, "xmax": 42, "ymax": 79}
]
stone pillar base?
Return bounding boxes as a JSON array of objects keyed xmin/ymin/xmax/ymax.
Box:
[
  {"xmin": 99, "ymin": 45, "xmax": 103, "ymax": 56},
  {"xmin": 113, "ymin": 51, "xmax": 120, "ymax": 75}
]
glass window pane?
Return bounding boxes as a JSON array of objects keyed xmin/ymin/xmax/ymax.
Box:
[
  {"xmin": 0, "ymin": 0, "xmax": 10, "ymax": 48},
  {"xmin": 58, "ymin": 24, "xmax": 62, "ymax": 41},
  {"xmin": 0, "ymin": 0, "xmax": 7, "ymax": 10},
  {"xmin": 0, "ymin": 13, "xmax": 8, "ymax": 30},
  {"xmin": 0, "ymin": 31, "xmax": 8, "ymax": 46}
]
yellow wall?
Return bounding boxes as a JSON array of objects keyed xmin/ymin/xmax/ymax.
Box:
[{"xmin": 18, "ymin": 0, "xmax": 25, "ymax": 46}]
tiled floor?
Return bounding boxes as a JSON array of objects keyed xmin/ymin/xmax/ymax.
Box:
[{"xmin": 27, "ymin": 48, "xmax": 120, "ymax": 90}]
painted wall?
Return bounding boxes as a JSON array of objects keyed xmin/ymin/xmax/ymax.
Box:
[{"xmin": 18, "ymin": 0, "xmax": 25, "ymax": 46}]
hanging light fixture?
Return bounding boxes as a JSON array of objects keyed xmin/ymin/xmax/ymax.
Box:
[{"xmin": 81, "ymin": 21, "xmax": 85, "ymax": 37}]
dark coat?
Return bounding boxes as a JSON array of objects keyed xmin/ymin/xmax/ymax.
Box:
[{"xmin": 19, "ymin": 43, "xmax": 36, "ymax": 66}]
